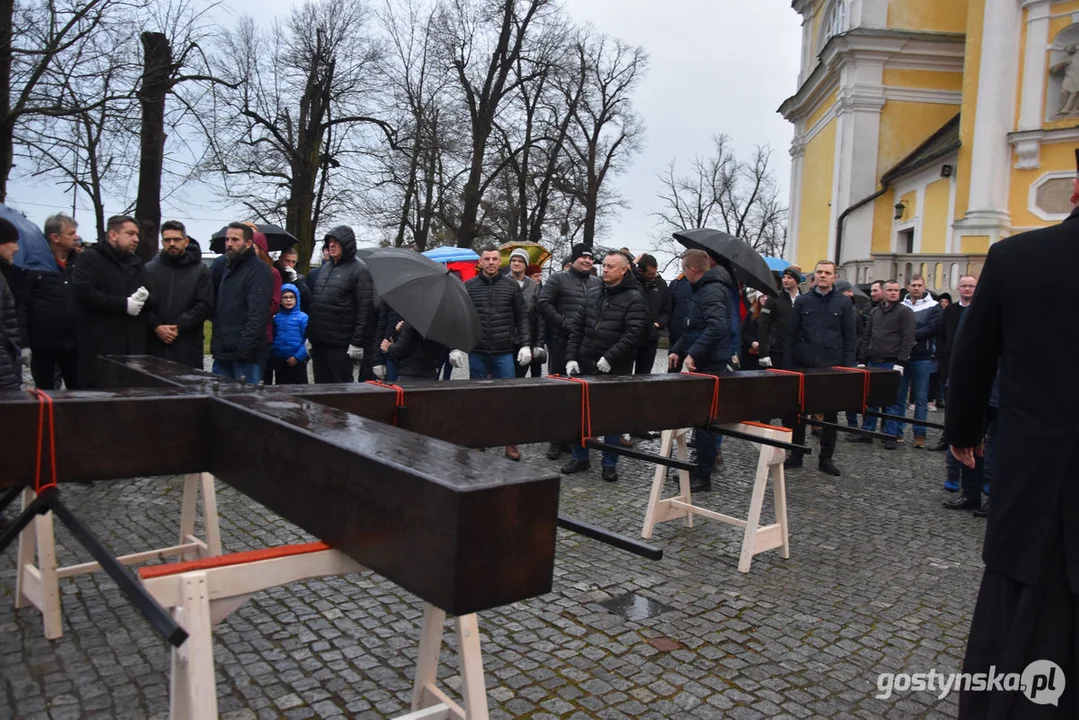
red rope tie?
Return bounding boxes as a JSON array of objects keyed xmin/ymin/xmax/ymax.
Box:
[
  {"xmin": 680, "ymin": 371, "xmax": 720, "ymax": 421},
  {"xmin": 767, "ymin": 368, "xmax": 806, "ymax": 422},
  {"xmin": 547, "ymin": 375, "xmax": 593, "ymax": 447},
  {"xmin": 28, "ymin": 388, "xmax": 57, "ymax": 493},
  {"xmin": 364, "ymin": 380, "xmax": 406, "ymax": 426},
  {"xmin": 832, "ymin": 366, "xmax": 871, "ymax": 413}
]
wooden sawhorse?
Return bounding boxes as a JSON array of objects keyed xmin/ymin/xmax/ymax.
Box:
[
  {"xmin": 641, "ymin": 422, "xmax": 791, "ymax": 572},
  {"xmin": 14, "ymin": 472, "xmax": 222, "ymax": 639},
  {"xmin": 139, "ymin": 543, "xmax": 489, "ymax": 720}
]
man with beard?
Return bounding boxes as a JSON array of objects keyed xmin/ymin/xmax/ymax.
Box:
[
  {"xmin": 561, "ymin": 251, "xmax": 647, "ymax": 482},
  {"xmin": 144, "ymin": 220, "xmax": 214, "ymax": 368},
  {"xmin": 307, "ymin": 225, "xmax": 377, "ymax": 383},
  {"xmin": 71, "ymin": 215, "xmax": 150, "ymax": 388},
  {"xmin": 210, "ymin": 222, "xmax": 273, "ymax": 383}
]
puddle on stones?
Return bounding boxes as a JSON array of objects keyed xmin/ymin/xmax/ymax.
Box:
[{"xmin": 599, "ymin": 592, "xmax": 673, "ymax": 621}]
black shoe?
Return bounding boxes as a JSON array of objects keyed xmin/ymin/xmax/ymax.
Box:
[
  {"xmin": 943, "ymin": 496, "xmax": 981, "ymax": 511},
  {"xmin": 690, "ymin": 476, "xmax": 712, "ymax": 492},
  {"xmin": 560, "ymin": 458, "xmax": 590, "ymax": 475},
  {"xmin": 973, "ymin": 502, "xmax": 989, "ymax": 518},
  {"xmin": 846, "ymin": 434, "xmax": 872, "ymax": 443},
  {"xmin": 883, "ymin": 439, "xmax": 898, "ymax": 450},
  {"xmin": 818, "ymin": 459, "xmax": 841, "ymax": 476},
  {"xmin": 601, "ymin": 466, "xmax": 618, "ymax": 483},
  {"xmin": 546, "ymin": 443, "xmax": 562, "ymax": 461},
  {"xmin": 929, "ymin": 438, "xmax": 949, "ymax": 451},
  {"xmin": 783, "ymin": 456, "xmax": 803, "ymax": 470}
]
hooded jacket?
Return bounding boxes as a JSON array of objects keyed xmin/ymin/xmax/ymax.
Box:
[
  {"xmin": 902, "ymin": 294, "xmax": 942, "ymax": 361},
  {"xmin": 72, "ymin": 241, "xmax": 150, "ymax": 387},
  {"xmin": 784, "ymin": 286, "xmax": 857, "ymax": 369},
  {"xmin": 536, "ymin": 266, "xmax": 602, "ymax": 345},
  {"xmin": 0, "ymin": 270, "xmax": 21, "ymax": 390},
  {"xmin": 465, "ymin": 270, "xmax": 530, "ymax": 354},
  {"xmin": 508, "ymin": 273, "xmax": 546, "ymax": 348},
  {"xmin": 308, "ymin": 225, "xmax": 376, "ymax": 352},
  {"xmin": 385, "ymin": 322, "xmax": 447, "ymax": 379},
  {"xmin": 210, "ymin": 246, "xmax": 273, "ymax": 364},
  {"xmin": 858, "ymin": 300, "xmax": 915, "ymax": 365},
  {"xmin": 144, "ymin": 239, "xmax": 214, "ymax": 368},
  {"xmin": 15, "ymin": 249, "xmax": 79, "ymax": 351},
  {"xmin": 670, "ymin": 266, "xmax": 734, "ymax": 374},
  {"xmin": 636, "ymin": 271, "xmax": 672, "ymax": 344},
  {"xmin": 566, "ymin": 270, "xmax": 648, "ymax": 374},
  {"xmin": 272, "ymin": 283, "xmax": 309, "ymax": 362}
]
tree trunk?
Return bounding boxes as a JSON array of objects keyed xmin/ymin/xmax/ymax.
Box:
[
  {"xmin": 394, "ymin": 146, "xmax": 420, "ymax": 247},
  {"xmin": 134, "ymin": 32, "xmax": 171, "ymax": 263},
  {"xmin": 455, "ymin": 143, "xmax": 486, "ymax": 248},
  {"xmin": 0, "ymin": 0, "xmax": 14, "ymax": 202}
]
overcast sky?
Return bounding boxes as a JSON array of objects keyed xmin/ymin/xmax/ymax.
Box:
[{"xmin": 7, "ymin": 0, "xmax": 802, "ymax": 261}]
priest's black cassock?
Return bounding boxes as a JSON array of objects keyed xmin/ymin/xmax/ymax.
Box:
[{"xmin": 947, "ymin": 204, "xmax": 1079, "ymax": 718}]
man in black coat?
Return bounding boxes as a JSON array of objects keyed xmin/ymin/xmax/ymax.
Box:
[
  {"xmin": 460, "ymin": 245, "xmax": 530, "ymax": 380},
  {"xmin": 307, "ymin": 225, "xmax": 376, "ymax": 383},
  {"xmin": 632, "ymin": 253, "xmax": 671, "ymax": 375},
  {"xmin": 561, "ymin": 251, "xmax": 648, "ymax": 482},
  {"xmin": 0, "ymin": 217, "xmax": 22, "ymax": 391},
  {"xmin": 71, "ymin": 215, "xmax": 150, "ymax": 388},
  {"xmin": 933, "ymin": 274, "xmax": 978, "ymax": 451},
  {"xmin": 668, "ymin": 249, "xmax": 733, "ymax": 491},
  {"xmin": 210, "ymin": 222, "xmax": 273, "ymax": 383},
  {"xmin": 16, "ymin": 212, "xmax": 81, "ymax": 388},
  {"xmin": 537, "ymin": 243, "xmax": 601, "ymax": 459},
  {"xmin": 782, "ymin": 260, "xmax": 856, "ymax": 476},
  {"xmin": 948, "ymin": 194, "xmax": 1079, "ymax": 718},
  {"xmin": 144, "ymin": 221, "xmax": 214, "ymax": 369},
  {"xmin": 757, "ymin": 265, "xmax": 802, "ymax": 370}
]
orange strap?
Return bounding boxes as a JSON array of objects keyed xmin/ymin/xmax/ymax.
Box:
[
  {"xmin": 681, "ymin": 371, "xmax": 720, "ymax": 420},
  {"xmin": 767, "ymin": 368, "xmax": 805, "ymax": 421},
  {"xmin": 139, "ymin": 541, "xmax": 331, "ymax": 579},
  {"xmin": 28, "ymin": 389, "xmax": 58, "ymax": 493},
  {"xmin": 548, "ymin": 375, "xmax": 593, "ymax": 447},
  {"xmin": 832, "ymin": 365, "xmax": 871, "ymax": 412},
  {"xmin": 364, "ymin": 380, "xmax": 405, "ymax": 426}
]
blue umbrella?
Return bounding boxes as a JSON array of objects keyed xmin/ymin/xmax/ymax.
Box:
[
  {"xmin": 422, "ymin": 246, "xmax": 480, "ymax": 264},
  {"xmin": 3, "ymin": 203, "xmax": 55, "ymax": 272},
  {"xmin": 764, "ymin": 256, "xmax": 791, "ymax": 272}
]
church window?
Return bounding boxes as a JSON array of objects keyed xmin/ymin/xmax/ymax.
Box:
[{"xmin": 822, "ymin": 0, "xmax": 847, "ymax": 45}]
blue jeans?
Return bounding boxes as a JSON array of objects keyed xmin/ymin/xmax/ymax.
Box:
[
  {"xmin": 861, "ymin": 361, "xmax": 901, "ymax": 435},
  {"xmin": 385, "ymin": 359, "xmax": 399, "ymax": 382},
  {"xmin": 894, "ymin": 359, "xmax": 934, "ymax": 437},
  {"xmin": 212, "ymin": 359, "xmax": 263, "ymax": 384},
  {"xmin": 469, "ymin": 352, "xmax": 515, "ymax": 379},
  {"xmin": 572, "ymin": 436, "xmax": 620, "ymax": 468}
]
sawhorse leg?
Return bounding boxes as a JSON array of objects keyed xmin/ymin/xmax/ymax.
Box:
[
  {"xmin": 411, "ymin": 604, "xmax": 489, "ymax": 720},
  {"xmin": 642, "ymin": 428, "xmax": 693, "ymax": 539},
  {"xmin": 178, "ymin": 473, "xmax": 222, "ymax": 559},
  {"xmin": 738, "ymin": 442, "xmax": 790, "ymax": 573},
  {"xmin": 15, "ymin": 488, "xmax": 62, "ymax": 639},
  {"xmin": 169, "ymin": 572, "xmax": 217, "ymax": 720}
]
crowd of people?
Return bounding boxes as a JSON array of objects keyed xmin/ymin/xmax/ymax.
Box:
[{"xmin": 0, "ymin": 210, "xmax": 984, "ymax": 503}]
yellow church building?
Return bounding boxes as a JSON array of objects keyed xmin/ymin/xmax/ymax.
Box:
[{"xmin": 781, "ymin": 0, "xmax": 1079, "ymax": 291}]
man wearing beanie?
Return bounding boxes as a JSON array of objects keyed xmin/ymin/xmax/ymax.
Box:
[
  {"xmin": 507, "ymin": 247, "xmax": 546, "ymax": 379},
  {"xmin": 757, "ymin": 264, "xmax": 801, "ymax": 370},
  {"xmin": 0, "ymin": 216, "xmax": 22, "ymax": 390},
  {"xmin": 537, "ymin": 242, "xmax": 601, "ymax": 460}
]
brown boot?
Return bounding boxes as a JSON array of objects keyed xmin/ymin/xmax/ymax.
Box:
[{"xmin": 504, "ymin": 445, "xmax": 521, "ymax": 461}]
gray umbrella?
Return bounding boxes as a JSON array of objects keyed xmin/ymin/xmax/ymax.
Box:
[
  {"xmin": 362, "ymin": 248, "xmax": 482, "ymax": 352},
  {"xmin": 673, "ymin": 228, "xmax": 778, "ymax": 296}
]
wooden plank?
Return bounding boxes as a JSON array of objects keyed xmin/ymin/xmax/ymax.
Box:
[{"xmin": 210, "ymin": 393, "xmax": 560, "ymax": 616}]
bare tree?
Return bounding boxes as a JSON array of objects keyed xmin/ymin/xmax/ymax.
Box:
[
  {"xmin": 652, "ymin": 135, "xmax": 787, "ymax": 270},
  {"xmin": 557, "ymin": 32, "xmax": 646, "ymax": 248},
  {"xmin": 208, "ymin": 0, "xmax": 394, "ymax": 270}
]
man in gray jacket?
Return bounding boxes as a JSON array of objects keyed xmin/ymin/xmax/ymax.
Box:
[{"xmin": 854, "ymin": 279, "xmax": 915, "ymax": 448}]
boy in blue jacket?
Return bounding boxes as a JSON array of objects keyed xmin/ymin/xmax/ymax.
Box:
[{"xmin": 269, "ymin": 283, "xmax": 308, "ymax": 384}]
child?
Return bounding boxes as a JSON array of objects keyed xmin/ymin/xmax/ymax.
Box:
[{"xmin": 269, "ymin": 283, "xmax": 308, "ymax": 384}]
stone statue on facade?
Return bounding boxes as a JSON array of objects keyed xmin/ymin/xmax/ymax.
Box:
[{"xmin": 1050, "ymin": 44, "xmax": 1079, "ymax": 116}]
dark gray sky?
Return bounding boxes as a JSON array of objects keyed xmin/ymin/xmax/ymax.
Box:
[{"xmin": 7, "ymin": 0, "xmax": 801, "ymax": 259}]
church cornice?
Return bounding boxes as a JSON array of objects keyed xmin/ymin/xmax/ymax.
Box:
[{"xmin": 779, "ymin": 28, "xmax": 966, "ymax": 121}]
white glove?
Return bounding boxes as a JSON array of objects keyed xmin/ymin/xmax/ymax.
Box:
[
  {"xmin": 532, "ymin": 346, "xmax": 547, "ymax": 363},
  {"xmin": 283, "ymin": 266, "xmax": 298, "ymax": 282},
  {"xmin": 449, "ymin": 349, "xmax": 467, "ymax": 368},
  {"xmin": 758, "ymin": 356, "xmax": 773, "ymax": 368},
  {"xmin": 517, "ymin": 347, "xmax": 532, "ymax": 366},
  {"xmin": 893, "ymin": 364, "xmax": 905, "ymax": 377},
  {"xmin": 373, "ymin": 364, "xmax": 386, "ymax": 380},
  {"xmin": 126, "ymin": 294, "xmax": 146, "ymax": 316},
  {"xmin": 132, "ymin": 286, "xmax": 149, "ymax": 303},
  {"xmin": 856, "ymin": 363, "xmax": 866, "ymax": 369},
  {"xmin": 306, "ymin": 339, "xmax": 313, "ymax": 354},
  {"xmin": 20, "ymin": 347, "xmax": 31, "ymax": 363},
  {"xmin": 597, "ymin": 356, "xmax": 611, "ymax": 373},
  {"xmin": 730, "ymin": 354, "xmax": 740, "ymax": 367},
  {"xmin": 347, "ymin": 344, "xmax": 364, "ymax": 361},
  {"xmin": 565, "ymin": 361, "xmax": 580, "ymax": 375}
]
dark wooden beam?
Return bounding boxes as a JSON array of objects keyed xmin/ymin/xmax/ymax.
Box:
[{"xmin": 210, "ymin": 393, "xmax": 560, "ymax": 615}]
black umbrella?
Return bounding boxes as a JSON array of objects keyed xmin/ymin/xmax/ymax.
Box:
[
  {"xmin": 362, "ymin": 248, "xmax": 481, "ymax": 352},
  {"xmin": 209, "ymin": 223, "xmax": 297, "ymax": 254},
  {"xmin": 673, "ymin": 228, "xmax": 778, "ymax": 296}
]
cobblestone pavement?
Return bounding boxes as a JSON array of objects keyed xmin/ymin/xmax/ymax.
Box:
[{"xmin": 1, "ymin": 371, "xmax": 984, "ymax": 719}]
